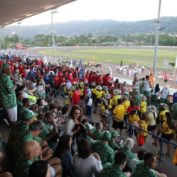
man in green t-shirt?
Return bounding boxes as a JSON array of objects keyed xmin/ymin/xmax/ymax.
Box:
[
  {"xmin": 131, "ymin": 153, "xmax": 157, "ymax": 177},
  {"xmin": 0, "ymin": 63, "xmax": 17, "ymax": 123}
]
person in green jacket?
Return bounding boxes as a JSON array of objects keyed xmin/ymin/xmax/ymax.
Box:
[
  {"xmin": 92, "ymin": 131, "xmax": 115, "ymax": 166},
  {"xmin": 22, "ymin": 120, "xmax": 43, "ymax": 144},
  {"xmin": 99, "ymin": 151, "xmax": 130, "ymax": 177},
  {"xmin": 0, "ymin": 63, "xmax": 17, "ymax": 123}
]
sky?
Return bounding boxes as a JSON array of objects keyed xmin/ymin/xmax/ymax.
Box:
[{"xmin": 15, "ymin": 0, "xmax": 177, "ymax": 26}]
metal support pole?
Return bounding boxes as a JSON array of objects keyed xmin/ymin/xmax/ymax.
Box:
[
  {"xmin": 153, "ymin": 0, "xmax": 162, "ymax": 84},
  {"xmin": 158, "ymin": 140, "xmax": 163, "ymax": 171},
  {"xmin": 17, "ymin": 21, "xmax": 22, "ymax": 44},
  {"xmin": 51, "ymin": 10, "xmax": 56, "ymax": 61},
  {"xmin": 0, "ymin": 27, "xmax": 4, "ymax": 49}
]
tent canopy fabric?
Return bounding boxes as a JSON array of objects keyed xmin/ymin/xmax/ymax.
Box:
[{"xmin": 0, "ymin": 0, "xmax": 75, "ymax": 27}]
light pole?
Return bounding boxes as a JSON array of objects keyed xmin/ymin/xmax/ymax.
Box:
[
  {"xmin": 153, "ymin": 0, "xmax": 162, "ymax": 83},
  {"xmin": 51, "ymin": 9, "xmax": 58, "ymax": 61},
  {"xmin": 17, "ymin": 21, "xmax": 22, "ymax": 44}
]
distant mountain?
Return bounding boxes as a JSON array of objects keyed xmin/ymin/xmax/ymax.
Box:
[{"xmin": 4, "ymin": 16, "xmax": 177, "ymax": 38}]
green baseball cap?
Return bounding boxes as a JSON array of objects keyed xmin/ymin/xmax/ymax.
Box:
[
  {"xmin": 23, "ymin": 109, "xmax": 36, "ymax": 120},
  {"xmin": 102, "ymin": 131, "xmax": 111, "ymax": 141},
  {"xmin": 111, "ymin": 130, "xmax": 119, "ymax": 138}
]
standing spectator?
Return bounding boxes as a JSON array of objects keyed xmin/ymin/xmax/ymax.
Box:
[
  {"xmin": 160, "ymin": 85, "xmax": 169, "ymax": 103},
  {"xmin": 64, "ymin": 105, "xmax": 81, "ymax": 136},
  {"xmin": 0, "ymin": 63, "xmax": 17, "ymax": 123},
  {"xmin": 113, "ymin": 99, "xmax": 125, "ymax": 135},
  {"xmin": 85, "ymin": 94, "xmax": 93, "ymax": 122},
  {"xmin": 155, "ymin": 84, "xmax": 160, "ymax": 94},
  {"xmin": 160, "ymin": 112, "xmax": 174, "ymax": 157},
  {"xmin": 72, "ymin": 86, "xmax": 81, "ymax": 105}
]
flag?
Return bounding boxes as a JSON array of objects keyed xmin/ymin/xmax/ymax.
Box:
[{"xmin": 149, "ymin": 69, "xmax": 155, "ymax": 88}]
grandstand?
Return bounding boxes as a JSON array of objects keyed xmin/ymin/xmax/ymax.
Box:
[{"xmin": 0, "ymin": 1, "xmax": 177, "ymax": 177}]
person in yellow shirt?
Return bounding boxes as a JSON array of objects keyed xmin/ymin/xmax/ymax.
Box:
[
  {"xmin": 158, "ymin": 103, "xmax": 169, "ymax": 124},
  {"xmin": 139, "ymin": 113, "xmax": 148, "ymax": 139},
  {"xmin": 94, "ymin": 85, "xmax": 104, "ymax": 112},
  {"xmin": 112, "ymin": 89, "xmax": 121, "ymax": 108},
  {"xmin": 128, "ymin": 110, "xmax": 140, "ymax": 137},
  {"xmin": 153, "ymin": 104, "xmax": 169, "ymax": 146},
  {"xmin": 113, "ymin": 99, "xmax": 125, "ymax": 135},
  {"xmin": 160, "ymin": 112, "xmax": 174, "ymax": 157},
  {"xmin": 122, "ymin": 95, "xmax": 130, "ymax": 129},
  {"xmin": 140, "ymin": 96, "xmax": 147, "ymax": 114}
]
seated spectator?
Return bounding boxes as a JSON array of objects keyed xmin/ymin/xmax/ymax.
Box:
[
  {"xmin": 120, "ymin": 138, "xmax": 137, "ymax": 170},
  {"xmin": 14, "ymin": 140, "xmax": 42, "ymax": 177},
  {"xmin": 73, "ymin": 139, "xmax": 102, "ymax": 177},
  {"xmin": 131, "ymin": 153, "xmax": 166, "ymax": 177},
  {"xmin": 92, "ymin": 122, "xmax": 103, "ymax": 140},
  {"xmin": 99, "ymin": 150, "xmax": 131, "ymax": 177},
  {"xmin": 92, "ymin": 131, "xmax": 115, "ymax": 166},
  {"xmin": 109, "ymin": 130, "xmax": 120, "ymax": 150},
  {"xmin": 55, "ymin": 135, "xmax": 77, "ymax": 177},
  {"xmin": 29, "ymin": 160, "xmax": 54, "ymax": 177}
]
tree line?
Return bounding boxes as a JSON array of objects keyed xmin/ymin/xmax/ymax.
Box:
[{"xmin": 0, "ymin": 33, "xmax": 177, "ymax": 49}]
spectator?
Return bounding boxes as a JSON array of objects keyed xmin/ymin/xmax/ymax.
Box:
[
  {"xmin": 113, "ymin": 99, "xmax": 125, "ymax": 135},
  {"xmin": 131, "ymin": 153, "xmax": 166, "ymax": 177},
  {"xmin": 92, "ymin": 131, "xmax": 115, "ymax": 166},
  {"xmin": 29, "ymin": 160, "xmax": 53, "ymax": 177},
  {"xmin": 0, "ymin": 63, "xmax": 17, "ymax": 124},
  {"xmin": 55, "ymin": 135, "xmax": 76, "ymax": 177},
  {"xmin": 73, "ymin": 139, "xmax": 102, "ymax": 177},
  {"xmin": 99, "ymin": 151, "xmax": 130, "ymax": 177}
]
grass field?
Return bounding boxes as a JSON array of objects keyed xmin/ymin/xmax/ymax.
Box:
[{"xmin": 38, "ymin": 46, "xmax": 177, "ymax": 69}]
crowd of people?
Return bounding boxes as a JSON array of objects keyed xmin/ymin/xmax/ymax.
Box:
[{"xmin": 0, "ymin": 51, "xmax": 177, "ymax": 177}]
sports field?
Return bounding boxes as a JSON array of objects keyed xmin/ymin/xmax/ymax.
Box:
[{"xmin": 38, "ymin": 46, "xmax": 177, "ymax": 69}]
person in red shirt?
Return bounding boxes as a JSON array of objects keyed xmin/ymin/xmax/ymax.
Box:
[{"xmin": 72, "ymin": 86, "xmax": 81, "ymax": 105}]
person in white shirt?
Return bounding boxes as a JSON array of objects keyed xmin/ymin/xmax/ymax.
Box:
[{"xmin": 73, "ymin": 139, "xmax": 102, "ymax": 177}]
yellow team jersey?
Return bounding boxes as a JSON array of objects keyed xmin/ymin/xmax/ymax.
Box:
[
  {"xmin": 92, "ymin": 88, "xmax": 97, "ymax": 95},
  {"xmin": 129, "ymin": 114, "xmax": 140, "ymax": 124},
  {"xmin": 112, "ymin": 95, "xmax": 121, "ymax": 106},
  {"xmin": 95, "ymin": 90, "xmax": 103, "ymax": 99},
  {"xmin": 140, "ymin": 101, "xmax": 147, "ymax": 113},
  {"xmin": 159, "ymin": 110, "xmax": 169, "ymax": 123},
  {"xmin": 100, "ymin": 103, "xmax": 105, "ymax": 113},
  {"xmin": 122, "ymin": 100, "xmax": 130, "ymax": 113},
  {"xmin": 162, "ymin": 121, "xmax": 173, "ymax": 134},
  {"xmin": 113, "ymin": 104, "xmax": 125, "ymax": 122},
  {"xmin": 139, "ymin": 120, "xmax": 148, "ymax": 136}
]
